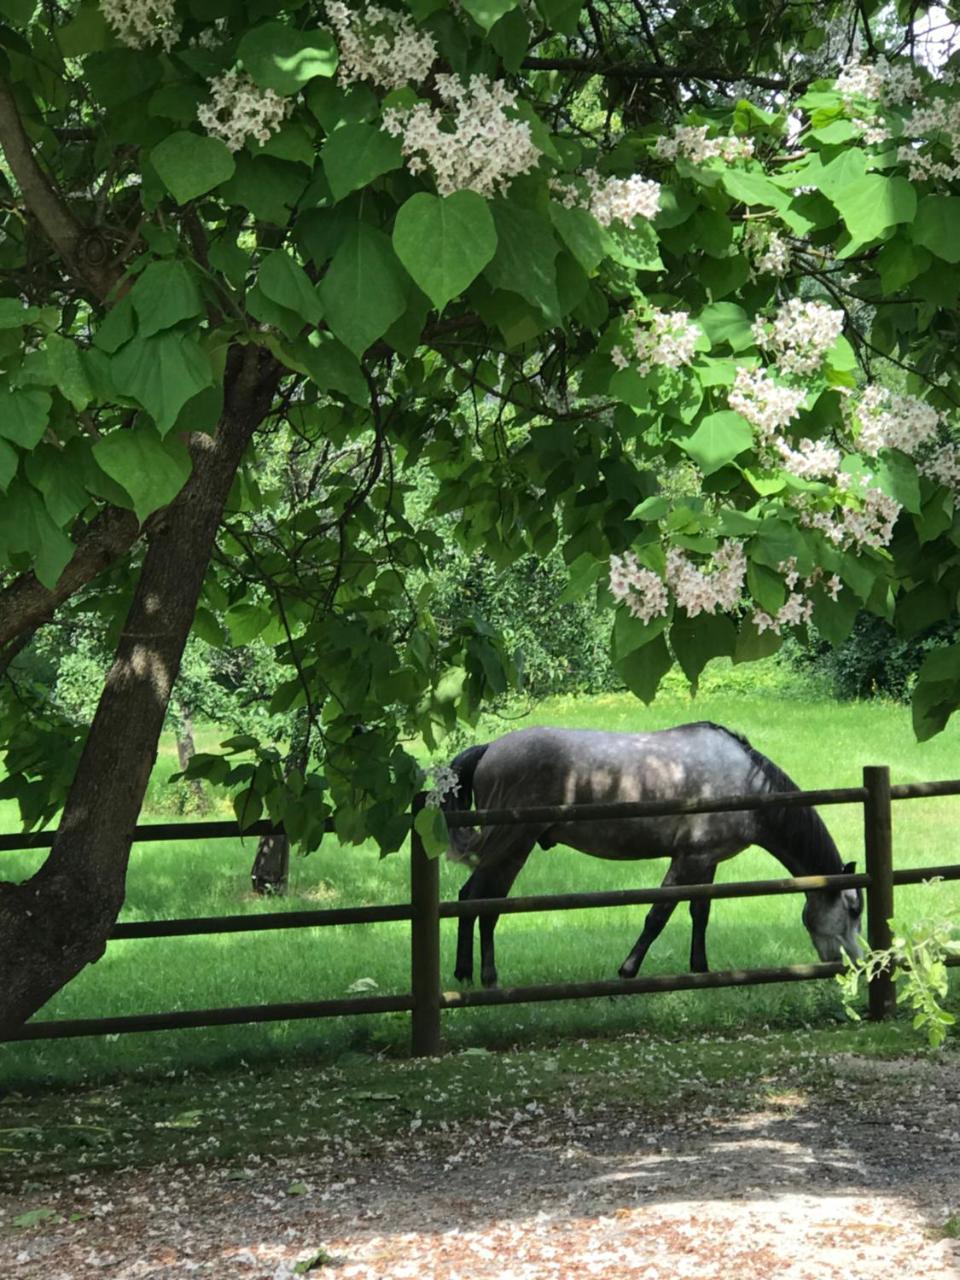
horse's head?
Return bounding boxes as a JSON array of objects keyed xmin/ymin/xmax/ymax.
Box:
[{"xmin": 801, "ymin": 860, "xmax": 863, "ymax": 963}]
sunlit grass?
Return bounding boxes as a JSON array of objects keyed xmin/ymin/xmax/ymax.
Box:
[{"xmin": 2, "ymin": 685, "xmax": 959, "ymax": 1086}]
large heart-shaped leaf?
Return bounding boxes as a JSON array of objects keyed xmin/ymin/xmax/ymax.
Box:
[
  {"xmin": 150, "ymin": 132, "xmax": 236, "ymax": 205},
  {"xmin": 392, "ymin": 192, "xmax": 497, "ymax": 312}
]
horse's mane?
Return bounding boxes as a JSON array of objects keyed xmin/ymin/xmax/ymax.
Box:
[{"xmin": 700, "ymin": 723, "xmax": 844, "ymax": 877}]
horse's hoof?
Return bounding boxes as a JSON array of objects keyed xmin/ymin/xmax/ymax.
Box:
[
  {"xmin": 618, "ymin": 964, "xmax": 638, "ymax": 980},
  {"xmin": 480, "ymin": 970, "xmax": 498, "ymax": 988},
  {"xmin": 454, "ymin": 970, "xmax": 473, "ymax": 984}
]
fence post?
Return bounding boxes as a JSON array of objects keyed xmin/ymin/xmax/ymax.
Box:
[
  {"xmin": 863, "ymin": 765, "xmax": 896, "ymax": 1020},
  {"xmin": 410, "ymin": 792, "xmax": 441, "ymax": 1056}
]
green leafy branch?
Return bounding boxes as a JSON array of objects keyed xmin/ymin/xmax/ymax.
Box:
[{"xmin": 837, "ymin": 905, "xmax": 960, "ymax": 1048}]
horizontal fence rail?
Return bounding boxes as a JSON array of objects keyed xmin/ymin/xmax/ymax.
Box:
[{"xmin": 1, "ymin": 766, "xmax": 959, "ymax": 1051}]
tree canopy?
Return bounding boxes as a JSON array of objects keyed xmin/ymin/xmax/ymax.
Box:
[{"xmin": 1, "ymin": 0, "xmax": 960, "ymax": 1024}]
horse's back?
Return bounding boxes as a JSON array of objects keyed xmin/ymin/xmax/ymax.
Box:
[{"xmin": 472, "ymin": 723, "xmax": 767, "ymax": 861}]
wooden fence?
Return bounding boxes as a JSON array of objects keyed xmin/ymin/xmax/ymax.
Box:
[{"xmin": 2, "ymin": 764, "xmax": 960, "ymax": 1055}]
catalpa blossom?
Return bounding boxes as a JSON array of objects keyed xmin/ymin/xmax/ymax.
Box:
[
  {"xmin": 198, "ymin": 69, "xmax": 292, "ymax": 151},
  {"xmin": 775, "ymin": 437, "xmax": 842, "ymax": 481},
  {"xmin": 919, "ymin": 443, "xmax": 960, "ymax": 492},
  {"xmin": 743, "ymin": 223, "xmax": 791, "ymax": 278},
  {"xmin": 654, "ymin": 124, "xmax": 754, "ymax": 165},
  {"xmin": 797, "ymin": 486, "xmax": 901, "ymax": 551},
  {"xmin": 754, "ymin": 564, "xmax": 841, "ymax": 636},
  {"xmin": 553, "ymin": 170, "xmax": 661, "ymax": 227},
  {"xmin": 613, "ymin": 307, "xmax": 701, "ymax": 376},
  {"xmin": 325, "ymin": 2, "xmax": 436, "ymax": 91},
  {"xmin": 425, "ymin": 764, "xmax": 460, "ymax": 809},
  {"xmin": 383, "ymin": 75, "xmax": 540, "ymax": 198},
  {"xmin": 100, "ymin": 0, "xmax": 180, "ymax": 50},
  {"xmin": 854, "ymin": 385, "xmax": 941, "ymax": 457},
  {"xmin": 666, "ymin": 541, "xmax": 746, "ymax": 617},
  {"xmin": 751, "ymin": 299, "xmax": 844, "ymax": 378},
  {"xmin": 608, "ymin": 551, "xmax": 670, "ymax": 624},
  {"xmin": 898, "ymin": 97, "xmax": 960, "ymax": 184},
  {"xmin": 835, "ymin": 57, "xmax": 922, "ymax": 107},
  {"xmin": 728, "ymin": 366, "xmax": 805, "ymax": 443}
]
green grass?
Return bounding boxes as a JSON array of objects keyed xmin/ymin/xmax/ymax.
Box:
[{"xmin": 2, "ymin": 683, "xmax": 959, "ymax": 1087}]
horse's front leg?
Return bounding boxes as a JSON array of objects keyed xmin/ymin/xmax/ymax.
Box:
[
  {"xmin": 476, "ymin": 850, "xmax": 530, "ymax": 988},
  {"xmin": 619, "ymin": 859, "xmax": 699, "ymax": 979}
]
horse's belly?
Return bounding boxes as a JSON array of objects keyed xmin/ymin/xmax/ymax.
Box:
[{"xmin": 543, "ymin": 815, "xmax": 751, "ymax": 861}]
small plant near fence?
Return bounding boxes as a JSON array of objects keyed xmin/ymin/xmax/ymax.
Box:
[{"xmin": 838, "ymin": 902, "xmax": 960, "ymax": 1048}]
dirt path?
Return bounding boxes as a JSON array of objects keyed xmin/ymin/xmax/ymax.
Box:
[{"xmin": 2, "ymin": 1051, "xmax": 959, "ymax": 1279}]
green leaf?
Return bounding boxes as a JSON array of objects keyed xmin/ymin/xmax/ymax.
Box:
[
  {"xmin": 218, "ymin": 154, "xmax": 308, "ymax": 225},
  {"xmin": 460, "ymin": 0, "xmax": 517, "ymax": 31},
  {"xmin": 321, "ymin": 124, "xmax": 403, "ymax": 201},
  {"xmin": 485, "ymin": 201, "xmax": 561, "ymax": 319},
  {"xmin": 285, "ymin": 331, "xmax": 370, "ymax": 406},
  {"xmin": 719, "ymin": 168, "xmax": 790, "ymax": 212},
  {"xmin": 111, "ymin": 332, "xmax": 214, "ymax": 434},
  {"xmin": 612, "ymin": 604, "xmax": 670, "ymax": 658},
  {"xmin": 13, "ymin": 1208, "xmax": 58, "ymax": 1229},
  {"xmin": 913, "ymin": 196, "xmax": 960, "ymax": 263},
  {"xmin": 534, "ymin": 0, "xmax": 583, "ymax": 35},
  {"xmin": 43, "ymin": 334, "xmax": 94, "ymax": 410},
  {"xmin": 680, "ymin": 411, "xmax": 753, "ymax": 475},
  {"xmin": 0, "ymin": 477, "xmax": 74, "ymax": 588},
  {"xmin": 319, "ymin": 224, "xmax": 407, "ymax": 356},
  {"xmin": 826, "ymin": 172, "xmax": 916, "ymax": 245},
  {"xmin": 696, "ymin": 302, "xmax": 755, "ymax": 353},
  {"xmin": 489, "ymin": 6, "xmax": 530, "ymax": 71},
  {"xmin": 876, "ymin": 449, "xmax": 921, "ymax": 515},
  {"xmin": 0, "ymin": 438, "xmax": 17, "ymax": 491},
  {"xmin": 0, "ymin": 298, "xmax": 40, "ymax": 328},
  {"xmin": 150, "ymin": 132, "xmax": 236, "ymax": 205},
  {"xmin": 414, "ymin": 805, "xmax": 448, "ymax": 858},
  {"xmin": 225, "ymin": 602, "xmax": 272, "ymax": 645},
  {"xmin": 671, "ymin": 612, "xmax": 736, "ymax": 687},
  {"xmin": 547, "ymin": 201, "xmax": 607, "ymax": 273},
  {"xmin": 0, "ymin": 389, "xmax": 51, "ymax": 448},
  {"xmin": 130, "ymin": 260, "xmax": 205, "ymax": 338},
  {"xmin": 259, "ymin": 251, "xmax": 323, "ymax": 326},
  {"xmin": 616, "ymin": 632, "xmax": 671, "ymax": 703},
  {"xmin": 238, "ymin": 22, "xmax": 338, "ymax": 95},
  {"xmin": 393, "ymin": 192, "xmax": 497, "ymax": 312},
  {"xmin": 93, "ymin": 425, "xmax": 192, "ymax": 523}
]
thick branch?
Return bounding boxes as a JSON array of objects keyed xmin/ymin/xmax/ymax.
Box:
[
  {"xmin": 0, "ymin": 78, "xmax": 120, "ymax": 301},
  {"xmin": 0, "ymin": 506, "xmax": 142, "ymax": 667},
  {"xmin": 521, "ymin": 56, "xmax": 804, "ymax": 90}
]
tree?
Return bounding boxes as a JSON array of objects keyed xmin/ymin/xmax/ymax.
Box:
[{"xmin": 1, "ymin": 0, "xmax": 959, "ymax": 1029}]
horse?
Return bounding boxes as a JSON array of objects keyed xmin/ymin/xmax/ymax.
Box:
[{"xmin": 440, "ymin": 721, "xmax": 863, "ymax": 987}]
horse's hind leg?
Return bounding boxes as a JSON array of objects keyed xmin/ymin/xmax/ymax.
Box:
[
  {"xmin": 454, "ymin": 872, "xmax": 478, "ymax": 983},
  {"xmin": 477, "ymin": 852, "xmax": 528, "ymax": 988},
  {"xmin": 688, "ymin": 864, "xmax": 718, "ymax": 972}
]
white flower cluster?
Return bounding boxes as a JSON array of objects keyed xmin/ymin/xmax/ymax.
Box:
[
  {"xmin": 608, "ymin": 551, "xmax": 670, "ymax": 624},
  {"xmin": 835, "ymin": 57, "xmax": 922, "ymax": 107},
  {"xmin": 775, "ymin": 437, "xmax": 842, "ymax": 480},
  {"xmin": 383, "ymin": 75, "xmax": 540, "ymax": 197},
  {"xmin": 553, "ymin": 170, "xmax": 661, "ymax": 227},
  {"xmin": 753, "ymin": 562, "xmax": 841, "ymax": 636},
  {"xmin": 728, "ymin": 366, "xmax": 805, "ymax": 442},
  {"xmin": 899, "ymin": 98, "xmax": 960, "ymax": 184},
  {"xmin": 611, "ymin": 307, "xmax": 701, "ymax": 376},
  {"xmin": 743, "ymin": 223, "xmax": 791, "ymax": 278},
  {"xmin": 666, "ymin": 541, "xmax": 747, "ymax": 617},
  {"xmin": 608, "ymin": 541, "xmax": 746, "ymax": 623},
  {"xmin": 854, "ymin": 384, "xmax": 941, "ymax": 457},
  {"xmin": 797, "ymin": 485, "xmax": 901, "ymax": 551},
  {"xmin": 198, "ymin": 70, "xmax": 292, "ymax": 152},
  {"xmin": 919, "ymin": 443, "xmax": 960, "ymax": 492},
  {"xmin": 751, "ymin": 298, "xmax": 844, "ymax": 377},
  {"xmin": 100, "ymin": 0, "xmax": 180, "ymax": 50},
  {"xmin": 325, "ymin": 2, "xmax": 437, "ymax": 91},
  {"xmin": 425, "ymin": 764, "xmax": 460, "ymax": 809},
  {"xmin": 654, "ymin": 125, "xmax": 754, "ymax": 165}
]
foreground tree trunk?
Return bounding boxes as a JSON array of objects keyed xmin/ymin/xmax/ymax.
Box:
[{"xmin": 0, "ymin": 346, "xmax": 279, "ymax": 1034}]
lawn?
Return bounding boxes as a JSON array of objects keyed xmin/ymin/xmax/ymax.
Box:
[{"xmin": 1, "ymin": 675, "xmax": 959, "ymax": 1087}]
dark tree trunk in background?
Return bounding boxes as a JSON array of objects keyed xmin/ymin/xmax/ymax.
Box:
[
  {"xmin": 174, "ymin": 701, "xmax": 210, "ymax": 814},
  {"xmin": 0, "ymin": 347, "xmax": 279, "ymax": 1034},
  {"xmin": 250, "ymin": 714, "xmax": 309, "ymax": 896}
]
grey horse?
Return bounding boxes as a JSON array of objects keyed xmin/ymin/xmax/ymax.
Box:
[{"xmin": 441, "ymin": 722, "xmax": 863, "ymax": 987}]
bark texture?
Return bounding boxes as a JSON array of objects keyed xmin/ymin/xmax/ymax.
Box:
[{"xmin": 0, "ymin": 346, "xmax": 279, "ymax": 1034}]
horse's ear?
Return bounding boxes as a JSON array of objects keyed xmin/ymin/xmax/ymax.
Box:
[{"xmin": 843, "ymin": 860, "xmax": 857, "ymax": 873}]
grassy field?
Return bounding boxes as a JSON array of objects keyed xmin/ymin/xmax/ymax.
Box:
[{"xmin": 2, "ymin": 677, "xmax": 959, "ymax": 1087}]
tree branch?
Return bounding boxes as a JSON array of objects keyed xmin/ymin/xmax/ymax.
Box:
[
  {"xmin": 0, "ymin": 78, "xmax": 121, "ymax": 302},
  {"xmin": 521, "ymin": 56, "xmax": 805, "ymax": 91},
  {"xmin": 0, "ymin": 506, "xmax": 143, "ymax": 659}
]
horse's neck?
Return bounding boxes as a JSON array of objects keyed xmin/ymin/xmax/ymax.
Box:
[{"xmin": 758, "ymin": 808, "xmax": 842, "ymax": 880}]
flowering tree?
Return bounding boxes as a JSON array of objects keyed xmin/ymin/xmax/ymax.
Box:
[{"xmin": 1, "ymin": 0, "xmax": 959, "ymax": 1027}]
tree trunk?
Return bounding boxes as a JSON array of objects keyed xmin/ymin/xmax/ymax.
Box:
[
  {"xmin": 173, "ymin": 700, "xmax": 210, "ymax": 815},
  {"xmin": 250, "ymin": 715, "xmax": 309, "ymax": 896},
  {"xmin": 0, "ymin": 346, "xmax": 279, "ymax": 1034},
  {"xmin": 251, "ymin": 834, "xmax": 290, "ymax": 896}
]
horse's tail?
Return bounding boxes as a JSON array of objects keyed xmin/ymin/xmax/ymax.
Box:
[{"xmin": 441, "ymin": 743, "xmax": 489, "ymax": 863}]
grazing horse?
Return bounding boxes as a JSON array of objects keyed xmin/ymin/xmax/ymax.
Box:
[{"xmin": 441, "ymin": 722, "xmax": 863, "ymax": 987}]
